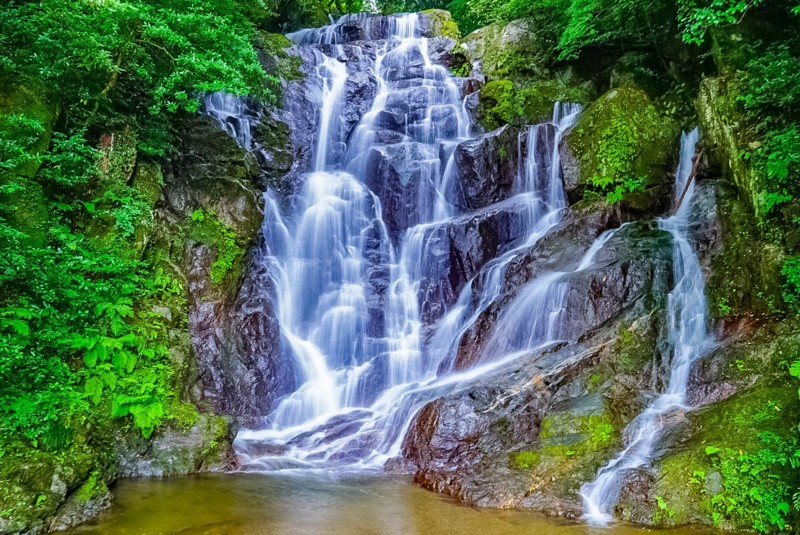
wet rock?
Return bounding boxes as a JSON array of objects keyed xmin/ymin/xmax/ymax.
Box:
[
  {"xmin": 453, "ymin": 203, "xmax": 627, "ymax": 370},
  {"xmin": 158, "ymin": 116, "xmax": 294, "ymax": 417},
  {"xmin": 415, "ymin": 196, "xmax": 546, "ymax": 324},
  {"xmin": 614, "ymin": 468, "xmax": 657, "ymax": 523},
  {"xmin": 116, "ymin": 414, "xmax": 236, "ymax": 477},
  {"xmin": 454, "ymin": 125, "xmax": 522, "ymax": 211},
  {"xmin": 402, "ymin": 213, "xmax": 673, "ymax": 516},
  {"xmin": 613, "ymin": 319, "xmax": 800, "ymax": 528},
  {"xmin": 49, "ymin": 482, "xmax": 112, "ymax": 533}
]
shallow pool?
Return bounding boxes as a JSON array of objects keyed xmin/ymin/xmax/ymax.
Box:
[{"xmin": 69, "ymin": 473, "xmax": 715, "ymax": 535}]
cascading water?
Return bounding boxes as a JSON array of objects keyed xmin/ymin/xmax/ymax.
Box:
[
  {"xmin": 431, "ymin": 103, "xmax": 581, "ymax": 372},
  {"xmin": 580, "ymin": 128, "xmax": 713, "ymax": 524},
  {"xmin": 234, "ymin": 13, "xmax": 477, "ymax": 467},
  {"xmin": 206, "ymin": 12, "xmax": 618, "ymax": 473}
]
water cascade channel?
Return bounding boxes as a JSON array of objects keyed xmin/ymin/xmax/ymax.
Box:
[{"xmin": 581, "ymin": 128, "xmax": 713, "ymax": 523}]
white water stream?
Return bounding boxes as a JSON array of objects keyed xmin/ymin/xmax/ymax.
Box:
[
  {"xmin": 580, "ymin": 128, "xmax": 714, "ymax": 523},
  {"xmin": 206, "ymin": 13, "xmax": 636, "ymax": 479}
]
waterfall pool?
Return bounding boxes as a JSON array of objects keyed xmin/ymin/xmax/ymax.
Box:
[{"xmin": 67, "ymin": 473, "xmax": 719, "ymax": 535}]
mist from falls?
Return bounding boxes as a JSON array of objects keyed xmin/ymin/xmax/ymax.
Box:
[{"xmin": 581, "ymin": 128, "xmax": 713, "ymax": 523}]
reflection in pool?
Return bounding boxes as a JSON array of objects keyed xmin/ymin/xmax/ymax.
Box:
[{"xmin": 69, "ymin": 473, "xmax": 716, "ymax": 535}]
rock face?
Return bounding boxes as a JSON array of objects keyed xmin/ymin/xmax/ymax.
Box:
[
  {"xmin": 401, "ymin": 198, "xmax": 674, "ymax": 514},
  {"xmin": 452, "ymin": 203, "xmax": 623, "ymax": 370},
  {"xmin": 560, "ymin": 87, "xmax": 679, "ymax": 216},
  {"xmin": 453, "ymin": 125, "xmax": 522, "ymax": 211},
  {"xmin": 462, "ymin": 19, "xmax": 553, "ymax": 82},
  {"xmin": 150, "ymin": 113, "xmax": 297, "ymax": 418},
  {"xmin": 116, "ymin": 414, "xmax": 236, "ymax": 477},
  {"xmin": 415, "ymin": 195, "xmax": 546, "ymax": 324}
]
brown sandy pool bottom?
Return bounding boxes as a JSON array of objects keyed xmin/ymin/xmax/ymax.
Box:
[{"xmin": 69, "ymin": 472, "xmax": 720, "ymax": 535}]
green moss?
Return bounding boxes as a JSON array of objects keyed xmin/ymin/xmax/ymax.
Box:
[
  {"xmin": 189, "ymin": 209, "xmax": 246, "ymax": 285},
  {"xmin": 259, "ymin": 32, "xmax": 303, "ymax": 85},
  {"xmin": 567, "ymin": 87, "xmax": 678, "ymax": 207},
  {"xmin": 422, "ymin": 10, "xmax": 460, "ymax": 40},
  {"xmin": 653, "ymin": 385, "xmax": 800, "ymax": 531},
  {"xmin": 477, "ymin": 80, "xmax": 516, "ymax": 131},
  {"xmin": 615, "ymin": 321, "xmax": 656, "ymax": 374},
  {"xmin": 511, "ymin": 450, "xmax": 540, "ymax": 469},
  {"xmin": 462, "ymin": 21, "xmax": 555, "ymax": 81},
  {"xmin": 704, "ymin": 181, "xmax": 784, "ymax": 318},
  {"xmin": 509, "ymin": 396, "xmax": 622, "ymax": 502},
  {"xmin": 697, "ymin": 77, "xmax": 764, "ymax": 217},
  {"xmin": 516, "ymin": 80, "xmax": 592, "ymax": 124},
  {"xmin": 166, "ymin": 401, "xmax": 201, "ymax": 432},
  {"xmin": 477, "ymin": 78, "xmax": 592, "ymax": 131},
  {"xmin": 539, "ymin": 412, "xmax": 616, "ymax": 454},
  {"xmin": 73, "ymin": 471, "xmax": 108, "ymax": 504}
]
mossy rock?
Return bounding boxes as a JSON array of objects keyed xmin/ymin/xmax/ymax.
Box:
[
  {"xmin": 83, "ymin": 128, "xmax": 165, "ymax": 259},
  {"xmin": 0, "ymin": 437, "xmax": 112, "ymax": 534},
  {"xmin": 647, "ymin": 386, "xmax": 800, "ymax": 530},
  {"xmin": 476, "ymin": 79, "xmax": 592, "ymax": 130},
  {"xmin": 115, "ymin": 413, "xmax": 236, "ymax": 477},
  {"xmin": 561, "ymin": 87, "xmax": 679, "ymax": 215},
  {"xmin": 516, "ymin": 80, "xmax": 593, "ymax": 124},
  {"xmin": 462, "ymin": 20, "xmax": 554, "ymax": 81},
  {"xmin": 0, "ymin": 77, "xmax": 60, "ymax": 246},
  {"xmin": 476, "ymin": 80, "xmax": 516, "ymax": 131},
  {"xmin": 696, "ymin": 77, "xmax": 769, "ymax": 219},
  {"xmin": 258, "ymin": 32, "xmax": 303, "ymax": 87},
  {"xmin": 610, "ymin": 52, "xmax": 672, "ymax": 99},
  {"xmin": 511, "ymin": 394, "xmax": 622, "ymax": 500},
  {"xmin": 421, "ymin": 9, "xmax": 460, "ymax": 40},
  {"xmin": 704, "ymin": 181, "xmax": 785, "ymax": 318},
  {"xmin": 617, "ymin": 321, "xmax": 800, "ymax": 529},
  {"xmin": 3, "ymin": 178, "xmax": 50, "ymax": 248}
]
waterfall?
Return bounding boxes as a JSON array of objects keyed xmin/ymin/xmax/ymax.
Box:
[
  {"xmin": 580, "ymin": 128, "xmax": 713, "ymax": 523},
  {"xmin": 205, "ymin": 92, "xmax": 253, "ymax": 150},
  {"xmin": 206, "ymin": 13, "xmax": 621, "ymax": 473},
  {"xmin": 431, "ymin": 103, "xmax": 581, "ymax": 372},
  {"xmin": 231, "ymin": 13, "xmax": 474, "ymax": 467}
]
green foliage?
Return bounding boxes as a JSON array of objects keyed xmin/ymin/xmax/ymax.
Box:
[
  {"xmin": 190, "ymin": 209, "xmax": 246, "ymax": 285},
  {"xmin": 378, "ymin": 0, "xmax": 448, "ymax": 16},
  {"xmin": 39, "ymin": 132, "xmax": 99, "ymax": 188},
  {"xmin": 782, "ymin": 257, "xmax": 800, "ymax": 311},
  {"xmin": 588, "ymin": 116, "xmax": 645, "ymax": 203},
  {"xmin": 704, "ymin": 434, "xmax": 794, "ymax": 531},
  {"xmin": 0, "ymin": 114, "xmax": 46, "ymax": 174},
  {"xmin": 0, "ymin": 0, "xmax": 274, "ymax": 448},
  {"xmin": 678, "ymin": 0, "xmax": 765, "ymax": 44},
  {"xmin": 654, "ymin": 496, "xmax": 677, "ymax": 523},
  {"xmin": 738, "ymin": 39, "xmax": 800, "ymax": 219},
  {"xmin": 0, "ymin": 0, "xmax": 274, "ymax": 153},
  {"xmin": 273, "ymin": 0, "xmax": 365, "ymax": 29},
  {"xmin": 0, "ymin": 209, "xmax": 179, "ymax": 441}
]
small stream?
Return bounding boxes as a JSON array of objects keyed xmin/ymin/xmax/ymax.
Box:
[{"xmin": 68, "ymin": 474, "xmax": 719, "ymax": 535}]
